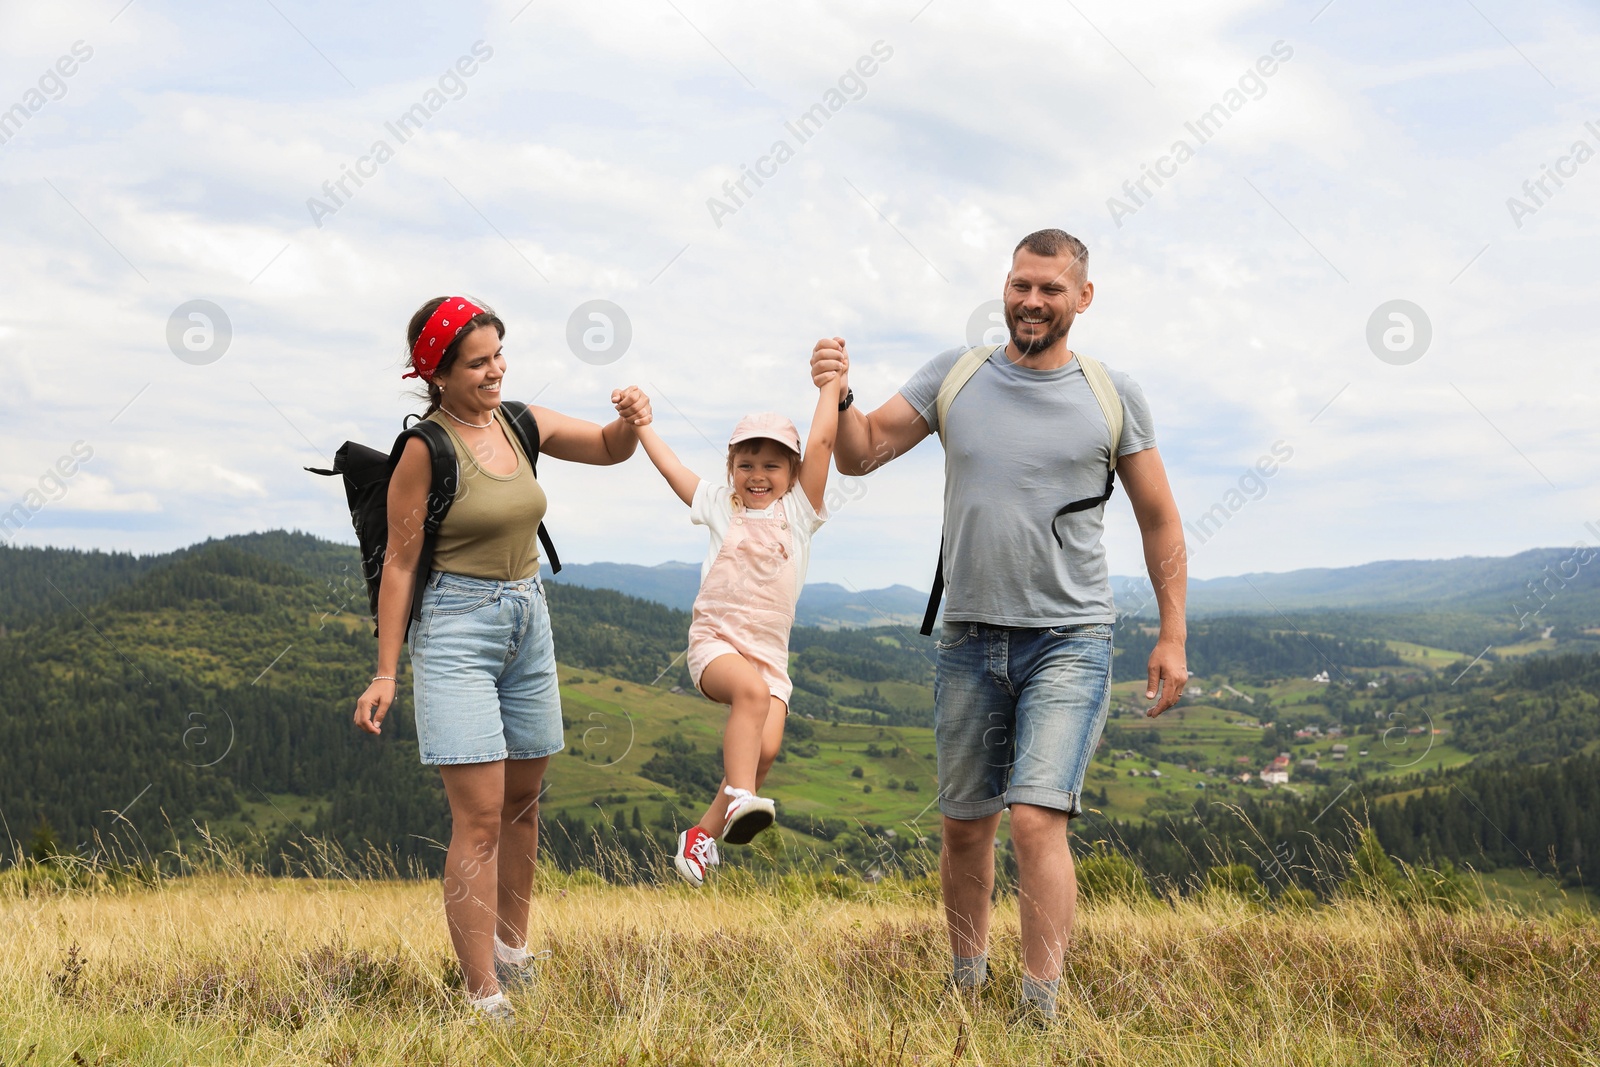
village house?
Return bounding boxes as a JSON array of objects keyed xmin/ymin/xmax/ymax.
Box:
[{"xmin": 1260, "ymin": 753, "xmax": 1291, "ymax": 786}]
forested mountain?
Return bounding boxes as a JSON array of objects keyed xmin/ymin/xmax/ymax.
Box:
[
  {"xmin": 1447, "ymin": 653, "xmax": 1600, "ymax": 762},
  {"xmin": 0, "ymin": 535, "xmax": 938, "ymax": 872},
  {"xmin": 0, "ymin": 544, "xmax": 163, "ymax": 631},
  {"xmin": 3, "ymin": 532, "xmax": 1598, "ymax": 894},
  {"xmin": 1076, "ymin": 749, "xmax": 1600, "ymax": 893},
  {"xmin": 0, "ymin": 543, "xmax": 447, "ymax": 870},
  {"xmin": 1113, "ymin": 618, "xmax": 1401, "ymax": 681}
]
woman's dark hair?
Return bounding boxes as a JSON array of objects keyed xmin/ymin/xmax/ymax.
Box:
[{"xmin": 406, "ymin": 297, "xmax": 505, "ymax": 417}]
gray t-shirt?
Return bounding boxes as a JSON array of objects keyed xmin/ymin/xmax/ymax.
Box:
[{"xmin": 899, "ymin": 345, "xmax": 1156, "ymax": 627}]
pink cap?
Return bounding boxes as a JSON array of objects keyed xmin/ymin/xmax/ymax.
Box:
[{"xmin": 728, "ymin": 412, "xmax": 801, "ymax": 454}]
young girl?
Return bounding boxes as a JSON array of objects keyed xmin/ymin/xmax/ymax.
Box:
[{"xmin": 613, "ymin": 375, "xmax": 841, "ymax": 886}]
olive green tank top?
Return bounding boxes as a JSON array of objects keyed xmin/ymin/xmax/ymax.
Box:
[{"xmin": 427, "ymin": 409, "xmax": 548, "ymax": 581}]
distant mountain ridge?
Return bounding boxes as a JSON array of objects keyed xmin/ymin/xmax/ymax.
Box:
[
  {"xmin": 540, "ymin": 549, "xmax": 1600, "ymax": 631},
  {"xmin": 4, "ymin": 533, "xmax": 1594, "ymax": 633},
  {"xmin": 537, "ymin": 560, "xmax": 928, "ymax": 628},
  {"xmin": 1112, "ymin": 546, "xmax": 1598, "ymax": 625},
  {"xmin": 0, "ymin": 534, "xmax": 930, "ymax": 631}
]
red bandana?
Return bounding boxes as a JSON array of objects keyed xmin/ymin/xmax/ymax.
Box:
[{"xmin": 405, "ymin": 297, "xmax": 486, "ymax": 380}]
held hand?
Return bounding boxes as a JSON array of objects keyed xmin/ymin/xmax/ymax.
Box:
[
  {"xmin": 1144, "ymin": 638, "xmax": 1189, "ymax": 717},
  {"xmin": 354, "ymin": 679, "xmax": 395, "ymax": 735},
  {"xmin": 612, "ymin": 385, "xmax": 652, "ymax": 427},
  {"xmin": 811, "ymin": 337, "xmax": 849, "ymax": 391}
]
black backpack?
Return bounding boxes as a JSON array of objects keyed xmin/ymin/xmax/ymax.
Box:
[{"xmin": 306, "ymin": 399, "xmax": 561, "ymax": 639}]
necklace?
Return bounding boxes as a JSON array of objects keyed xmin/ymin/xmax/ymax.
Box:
[{"xmin": 440, "ymin": 405, "xmax": 494, "ymax": 429}]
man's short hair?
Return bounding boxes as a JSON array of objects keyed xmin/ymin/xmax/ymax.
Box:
[{"xmin": 1014, "ymin": 229, "xmax": 1088, "ymax": 280}]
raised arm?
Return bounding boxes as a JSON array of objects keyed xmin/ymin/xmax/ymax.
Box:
[
  {"xmin": 810, "ymin": 337, "xmax": 931, "ymax": 476},
  {"xmin": 530, "ymin": 386, "xmax": 650, "ymax": 466},
  {"xmin": 799, "ymin": 375, "xmax": 843, "ymax": 512},
  {"xmin": 1118, "ymin": 445, "xmax": 1189, "ymax": 717},
  {"xmin": 613, "ymin": 388, "xmax": 700, "ymax": 506}
]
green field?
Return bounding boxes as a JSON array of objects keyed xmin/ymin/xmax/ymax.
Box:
[
  {"xmin": 544, "ymin": 672, "xmax": 944, "ymax": 845},
  {"xmin": 1386, "ymin": 639, "xmax": 1475, "ymax": 670},
  {"xmin": 1495, "ymin": 636, "xmax": 1559, "ymax": 658},
  {"xmin": 203, "ymin": 791, "xmax": 327, "ymax": 843},
  {"xmin": 541, "ymin": 660, "xmax": 1492, "ymax": 835},
  {"xmin": 1472, "ymin": 867, "xmax": 1600, "ymax": 915}
]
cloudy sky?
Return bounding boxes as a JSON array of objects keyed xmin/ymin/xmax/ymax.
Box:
[{"xmin": 2, "ymin": 0, "xmax": 1596, "ymax": 591}]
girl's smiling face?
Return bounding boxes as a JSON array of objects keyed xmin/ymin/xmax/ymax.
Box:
[{"xmin": 729, "ymin": 438, "xmax": 798, "ymax": 509}]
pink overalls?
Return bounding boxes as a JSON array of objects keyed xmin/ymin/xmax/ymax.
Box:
[{"xmin": 686, "ymin": 498, "xmax": 798, "ymax": 705}]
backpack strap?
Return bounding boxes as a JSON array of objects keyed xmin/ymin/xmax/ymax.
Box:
[
  {"xmin": 921, "ymin": 345, "xmax": 995, "ymax": 635},
  {"xmin": 920, "ymin": 534, "xmax": 947, "ymax": 637},
  {"xmin": 1076, "ymin": 353, "xmax": 1124, "ymax": 471},
  {"xmin": 391, "ymin": 419, "xmax": 459, "ymax": 631},
  {"xmin": 934, "ymin": 344, "xmax": 998, "ymax": 443},
  {"xmin": 1047, "ymin": 353, "xmax": 1125, "ymax": 548},
  {"xmin": 500, "ymin": 400, "xmax": 541, "ymax": 474},
  {"xmin": 500, "ymin": 400, "xmax": 562, "ymax": 574}
]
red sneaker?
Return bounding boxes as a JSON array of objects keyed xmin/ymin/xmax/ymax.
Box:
[{"xmin": 674, "ymin": 826, "xmax": 719, "ymax": 887}]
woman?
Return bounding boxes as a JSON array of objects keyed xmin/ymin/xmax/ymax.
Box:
[{"xmin": 353, "ymin": 296, "xmax": 648, "ymax": 1022}]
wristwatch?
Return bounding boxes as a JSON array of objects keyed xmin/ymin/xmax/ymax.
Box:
[{"xmin": 838, "ymin": 388, "xmax": 855, "ymax": 413}]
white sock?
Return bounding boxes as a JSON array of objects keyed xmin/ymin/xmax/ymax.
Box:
[{"xmin": 494, "ymin": 935, "xmax": 530, "ymax": 965}]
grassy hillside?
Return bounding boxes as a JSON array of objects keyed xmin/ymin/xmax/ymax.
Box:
[
  {"xmin": 4, "ymin": 869, "xmax": 1597, "ymax": 1065},
  {"xmin": 0, "ymin": 536, "xmax": 950, "ymax": 877},
  {"xmin": 5, "ymin": 532, "xmax": 1600, "ymax": 896},
  {"xmin": 529, "ymin": 673, "xmax": 941, "ymax": 862}
]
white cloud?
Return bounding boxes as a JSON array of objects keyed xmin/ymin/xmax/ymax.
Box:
[
  {"xmin": 1, "ymin": 0, "xmax": 1596, "ymax": 589},
  {"xmin": 49, "ymin": 471, "xmax": 162, "ymax": 513}
]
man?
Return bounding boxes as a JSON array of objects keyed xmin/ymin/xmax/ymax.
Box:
[{"xmin": 811, "ymin": 228, "xmax": 1188, "ymax": 1024}]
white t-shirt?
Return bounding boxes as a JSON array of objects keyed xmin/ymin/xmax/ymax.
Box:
[{"xmin": 689, "ymin": 480, "xmax": 828, "ymax": 603}]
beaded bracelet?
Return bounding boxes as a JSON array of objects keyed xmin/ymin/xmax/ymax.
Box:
[{"xmin": 372, "ymin": 674, "xmax": 397, "ymax": 683}]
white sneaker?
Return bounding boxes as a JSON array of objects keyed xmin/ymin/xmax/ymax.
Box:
[
  {"xmin": 721, "ymin": 786, "xmax": 776, "ymax": 845},
  {"xmin": 468, "ymin": 990, "xmax": 516, "ymax": 1025}
]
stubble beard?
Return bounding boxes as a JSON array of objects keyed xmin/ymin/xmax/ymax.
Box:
[{"xmin": 1005, "ymin": 306, "xmax": 1069, "ymax": 357}]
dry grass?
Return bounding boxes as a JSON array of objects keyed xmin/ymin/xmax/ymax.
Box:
[{"xmin": 3, "ymin": 866, "xmax": 1598, "ymax": 1066}]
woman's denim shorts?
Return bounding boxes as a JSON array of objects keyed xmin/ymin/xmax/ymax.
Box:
[
  {"xmin": 933, "ymin": 621, "xmax": 1113, "ymax": 820},
  {"xmin": 409, "ymin": 571, "xmax": 564, "ymax": 766}
]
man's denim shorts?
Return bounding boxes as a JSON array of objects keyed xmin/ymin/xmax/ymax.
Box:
[
  {"xmin": 409, "ymin": 571, "xmax": 564, "ymax": 766},
  {"xmin": 933, "ymin": 621, "xmax": 1113, "ymax": 820}
]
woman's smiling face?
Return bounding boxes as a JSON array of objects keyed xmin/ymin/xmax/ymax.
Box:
[{"xmin": 434, "ymin": 324, "xmax": 505, "ymax": 411}]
